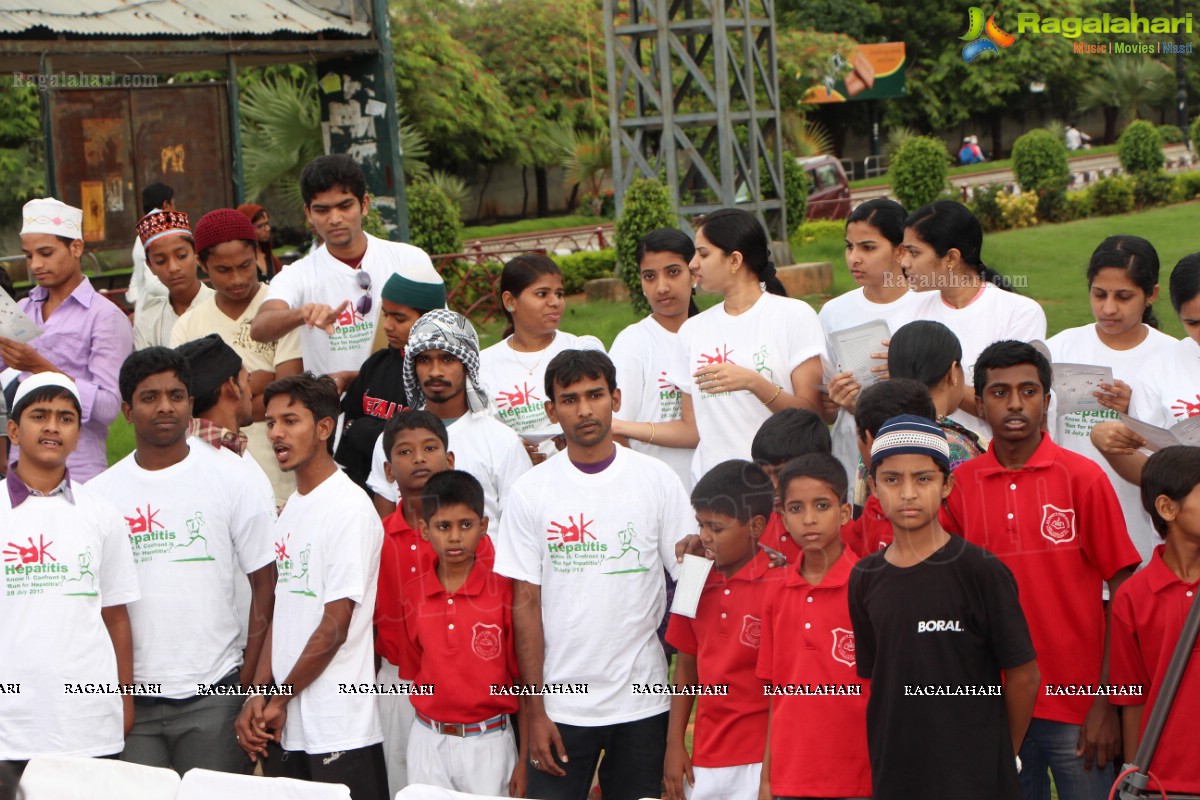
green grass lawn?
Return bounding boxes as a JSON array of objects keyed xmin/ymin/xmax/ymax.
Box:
[
  {"xmin": 848, "ymin": 144, "xmax": 1120, "ymax": 190},
  {"xmin": 462, "ymin": 214, "xmax": 609, "ymax": 241}
]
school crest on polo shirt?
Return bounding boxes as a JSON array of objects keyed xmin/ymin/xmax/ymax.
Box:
[
  {"xmin": 472, "ymin": 622, "xmax": 502, "ymax": 660},
  {"xmin": 739, "ymin": 614, "xmax": 762, "ymax": 648},
  {"xmin": 831, "ymin": 628, "xmax": 856, "ymax": 667},
  {"xmin": 1040, "ymin": 504, "xmax": 1077, "ymax": 545}
]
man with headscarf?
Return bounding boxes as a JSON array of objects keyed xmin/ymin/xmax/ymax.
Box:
[{"xmin": 367, "ymin": 309, "xmax": 530, "ymax": 522}]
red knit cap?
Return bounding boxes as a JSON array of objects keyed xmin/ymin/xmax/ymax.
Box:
[{"xmin": 194, "ymin": 208, "xmax": 258, "ymax": 255}]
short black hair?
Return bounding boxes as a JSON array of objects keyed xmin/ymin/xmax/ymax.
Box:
[
  {"xmin": 972, "ymin": 340, "xmax": 1052, "ymax": 397},
  {"xmin": 421, "ymin": 470, "xmax": 486, "ymax": 523},
  {"xmin": 691, "ymin": 459, "xmax": 775, "ymax": 523},
  {"xmin": 853, "ymin": 379, "xmax": 937, "ymax": 442},
  {"xmin": 1141, "ymin": 446, "xmax": 1200, "ymax": 538},
  {"xmin": 118, "ymin": 347, "xmax": 192, "ymax": 405},
  {"xmin": 142, "ymin": 182, "xmax": 174, "ymax": 215},
  {"xmin": 777, "ymin": 453, "xmax": 849, "ymax": 503},
  {"xmin": 382, "ymin": 410, "xmax": 449, "ymax": 459},
  {"xmin": 11, "ymin": 386, "xmax": 81, "ymax": 422},
  {"xmin": 300, "ymin": 154, "xmax": 366, "ymax": 205},
  {"xmin": 264, "ymin": 373, "xmax": 340, "ymax": 453},
  {"xmin": 544, "ymin": 350, "xmax": 617, "ymax": 403},
  {"xmin": 751, "ymin": 408, "xmax": 832, "ymax": 465}
]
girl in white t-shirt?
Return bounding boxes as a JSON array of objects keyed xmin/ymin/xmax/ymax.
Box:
[
  {"xmin": 615, "ymin": 209, "xmax": 826, "ymax": 480},
  {"xmin": 899, "ymin": 201, "xmax": 1047, "ymax": 438},
  {"xmin": 1047, "ymin": 236, "xmax": 1176, "ymax": 564},
  {"xmin": 820, "ymin": 199, "xmax": 924, "ymax": 487},
  {"xmin": 1092, "ymin": 253, "xmax": 1200, "ymax": 494},
  {"xmin": 609, "ymin": 228, "xmax": 700, "ymax": 488},
  {"xmin": 478, "ymin": 254, "xmax": 604, "ymax": 461}
]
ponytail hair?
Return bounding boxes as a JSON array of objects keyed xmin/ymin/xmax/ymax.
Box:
[
  {"xmin": 695, "ymin": 208, "xmax": 786, "ymax": 296},
  {"xmin": 499, "ymin": 253, "xmax": 562, "ymax": 338},
  {"xmin": 636, "ymin": 227, "xmax": 701, "ymax": 317},
  {"xmin": 847, "ymin": 198, "xmax": 907, "ymax": 246},
  {"xmin": 904, "ymin": 201, "xmax": 1016, "ymax": 292},
  {"xmin": 888, "ymin": 320, "xmax": 963, "ymax": 389},
  {"xmin": 1087, "ymin": 235, "xmax": 1161, "ymax": 329}
]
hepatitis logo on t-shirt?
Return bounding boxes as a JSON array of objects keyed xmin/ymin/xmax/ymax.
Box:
[
  {"xmin": 337, "ymin": 304, "xmax": 366, "ymax": 329},
  {"xmin": 696, "ymin": 345, "xmax": 735, "ymax": 367},
  {"xmin": 471, "ymin": 622, "xmax": 503, "ymax": 660},
  {"xmin": 752, "ymin": 346, "xmax": 777, "ymax": 383},
  {"xmin": 4, "ymin": 536, "xmax": 89, "ymax": 597},
  {"xmin": 1040, "ymin": 504, "xmax": 1077, "ymax": 545},
  {"xmin": 1170, "ymin": 394, "xmax": 1200, "ymax": 418},
  {"xmin": 739, "ymin": 614, "xmax": 762, "ymax": 648},
  {"xmin": 600, "ymin": 523, "xmax": 648, "ymax": 575},
  {"xmin": 122, "ymin": 504, "xmax": 212, "ymax": 563},
  {"xmin": 4, "ymin": 535, "xmax": 55, "ymax": 566},
  {"xmin": 496, "ymin": 383, "xmax": 541, "ymax": 410},
  {"xmin": 547, "ymin": 514, "xmax": 595, "ymax": 544},
  {"xmin": 831, "ymin": 628, "xmax": 856, "ymax": 667}
]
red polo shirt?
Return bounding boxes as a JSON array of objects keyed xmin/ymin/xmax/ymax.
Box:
[
  {"xmin": 665, "ymin": 550, "xmax": 780, "ymax": 768},
  {"xmin": 375, "ymin": 505, "xmax": 427, "ymax": 677},
  {"xmin": 403, "ymin": 536, "xmax": 519, "ymax": 723},
  {"xmin": 942, "ymin": 433, "xmax": 1141, "ymax": 724},
  {"xmin": 756, "ymin": 550, "xmax": 871, "ymax": 797},
  {"xmin": 1110, "ymin": 546, "xmax": 1200, "ymax": 794},
  {"xmin": 842, "ymin": 494, "xmax": 892, "ymax": 557},
  {"xmin": 764, "ymin": 511, "xmax": 862, "ymax": 565}
]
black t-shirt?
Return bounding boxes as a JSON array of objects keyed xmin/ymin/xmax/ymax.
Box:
[
  {"xmin": 336, "ymin": 347, "xmax": 408, "ymax": 491},
  {"xmin": 848, "ymin": 535, "xmax": 1036, "ymax": 800}
]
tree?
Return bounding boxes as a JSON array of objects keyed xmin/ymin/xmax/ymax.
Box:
[
  {"xmin": 777, "ymin": 0, "xmax": 881, "ymax": 43},
  {"xmin": 0, "ymin": 76, "xmax": 45, "ymax": 225},
  {"xmin": 457, "ymin": 0, "xmax": 609, "ymax": 216},
  {"xmin": 544, "ymin": 122, "xmax": 612, "ymax": 214},
  {"xmin": 238, "ymin": 72, "xmax": 323, "ymax": 218},
  {"xmin": 390, "ymin": 0, "xmax": 516, "ymax": 168},
  {"xmin": 1080, "ymin": 58, "xmax": 1174, "ymax": 144}
]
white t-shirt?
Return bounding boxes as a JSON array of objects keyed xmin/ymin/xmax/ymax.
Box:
[
  {"xmin": 668, "ymin": 292, "xmax": 826, "ymax": 480},
  {"xmin": 272, "ymin": 468, "xmax": 383, "ymax": 753},
  {"xmin": 133, "ymin": 284, "xmax": 214, "ymax": 350},
  {"xmin": 129, "ymin": 233, "xmax": 168, "ymax": 309},
  {"xmin": 479, "ymin": 331, "xmax": 606, "ymax": 434},
  {"xmin": 0, "ymin": 481, "xmax": 140, "ymax": 760},
  {"xmin": 494, "ymin": 445, "xmax": 689, "ymax": 726},
  {"xmin": 818, "ymin": 287, "xmax": 925, "ymax": 489},
  {"xmin": 912, "ymin": 284, "xmax": 1047, "ymax": 439},
  {"xmin": 610, "ymin": 316, "xmax": 696, "ymax": 489},
  {"xmin": 1047, "ymin": 324, "xmax": 1179, "ymax": 565},
  {"xmin": 265, "ymin": 234, "xmax": 434, "ymax": 376},
  {"xmin": 1129, "ymin": 336, "xmax": 1200, "ymax": 428},
  {"xmin": 88, "ymin": 445, "xmax": 275, "ymax": 698},
  {"xmin": 365, "ymin": 410, "xmax": 532, "ymax": 522}
]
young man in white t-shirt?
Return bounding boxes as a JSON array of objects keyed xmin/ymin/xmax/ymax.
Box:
[
  {"xmin": 235, "ymin": 373, "xmax": 387, "ymax": 799},
  {"xmin": 495, "ymin": 350, "xmax": 689, "ymax": 800},
  {"xmin": 366, "ymin": 309, "xmax": 530, "ymax": 520},
  {"xmin": 89, "ymin": 347, "xmax": 276, "ymax": 775},
  {"xmin": 249, "ymin": 155, "xmax": 440, "ymax": 384},
  {"xmin": 0, "ymin": 373, "xmax": 139, "ymax": 779}
]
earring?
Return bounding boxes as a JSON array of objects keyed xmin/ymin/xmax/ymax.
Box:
[
  {"xmin": 730, "ymin": 267, "xmax": 737, "ymax": 275},
  {"xmin": 506, "ymin": 306, "xmax": 514, "ymax": 312}
]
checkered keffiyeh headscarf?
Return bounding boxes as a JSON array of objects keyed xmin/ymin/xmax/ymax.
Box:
[{"xmin": 402, "ymin": 309, "xmax": 491, "ymax": 413}]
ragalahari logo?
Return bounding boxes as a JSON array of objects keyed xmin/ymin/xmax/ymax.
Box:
[{"xmin": 961, "ymin": 7, "xmax": 1017, "ymax": 63}]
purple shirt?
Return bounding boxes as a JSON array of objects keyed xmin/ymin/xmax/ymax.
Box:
[{"xmin": 2, "ymin": 277, "xmax": 132, "ymax": 482}]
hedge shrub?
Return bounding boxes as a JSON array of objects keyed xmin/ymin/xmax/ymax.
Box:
[
  {"xmin": 1157, "ymin": 124, "xmax": 1185, "ymax": 144},
  {"xmin": 553, "ymin": 249, "xmax": 617, "ymax": 294},
  {"xmin": 1064, "ymin": 191, "xmax": 1093, "ymax": 221},
  {"xmin": 1118, "ymin": 121, "xmax": 1165, "ymax": 174},
  {"xmin": 1175, "ymin": 171, "xmax": 1200, "ymax": 201},
  {"xmin": 1012, "ymin": 129, "xmax": 1070, "ymax": 192},
  {"xmin": 888, "ymin": 136, "xmax": 950, "ymax": 210},
  {"xmin": 406, "ymin": 180, "xmax": 463, "ymax": 256},
  {"xmin": 968, "ymin": 184, "xmax": 1006, "ymax": 232},
  {"xmin": 996, "ymin": 191, "xmax": 1037, "ymax": 228},
  {"xmin": 1035, "ymin": 187, "xmax": 1069, "ymax": 223},
  {"xmin": 614, "ymin": 177, "xmax": 676, "ymax": 316},
  {"xmin": 1191, "ymin": 116, "xmax": 1200, "ymax": 159},
  {"xmin": 1088, "ymin": 176, "xmax": 1135, "ymax": 216},
  {"xmin": 1132, "ymin": 171, "xmax": 1176, "ymax": 209}
]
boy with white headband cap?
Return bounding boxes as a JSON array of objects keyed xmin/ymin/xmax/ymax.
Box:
[
  {"xmin": 847, "ymin": 414, "xmax": 1040, "ymax": 800},
  {"xmin": 0, "ymin": 372, "xmax": 139, "ymax": 778},
  {"xmin": 5, "ymin": 198, "xmax": 133, "ymax": 482}
]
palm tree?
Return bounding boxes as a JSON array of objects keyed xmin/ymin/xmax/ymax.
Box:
[
  {"xmin": 544, "ymin": 121, "xmax": 612, "ymax": 214},
  {"xmin": 1078, "ymin": 57, "xmax": 1173, "ymax": 143}
]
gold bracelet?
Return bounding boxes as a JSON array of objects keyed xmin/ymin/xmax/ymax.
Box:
[
  {"xmin": 647, "ymin": 422, "xmax": 657, "ymax": 444},
  {"xmin": 762, "ymin": 385, "xmax": 782, "ymax": 406}
]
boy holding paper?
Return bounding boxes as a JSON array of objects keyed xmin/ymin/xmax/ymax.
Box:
[{"xmin": 663, "ymin": 459, "xmax": 780, "ymax": 800}]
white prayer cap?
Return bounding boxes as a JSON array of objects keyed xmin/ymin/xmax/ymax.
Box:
[
  {"xmin": 12, "ymin": 372, "xmax": 82, "ymax": 413},
  {"xmin": 21, "ymin": 198, "xmax": 84, "ymax": 240}
]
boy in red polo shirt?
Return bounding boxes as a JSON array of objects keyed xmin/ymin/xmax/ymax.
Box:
[
  {"xmin": 664, "ymin": 459, "xmax": 780, "ymax": 800},
  {"xmin": 942, "ymin": 341, "xmax": 1141, "ymax": 800},
  {"xmin": 845, "ymin": 379, "xmax": 937, "ymax": 557},
  {"xmin": 374, "ymin": 409, "xmax": 455, "ymax": 796},
  {"xmin": 404, "ymin": 470, "xmax": 524, "ymax": 796},
  {"xmin": 1109, "ymin": 446, "xmax": 1200, "ymax": 794},
  {"xmin": 757, "ymin": 453, "xmax": 869, "ymax": 800},
  {"xmin": 750, "ymin": 409, "xmax": 832, "ymax": 562}
]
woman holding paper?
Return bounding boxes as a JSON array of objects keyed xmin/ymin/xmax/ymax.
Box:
[
  {"xmin": 898, "ymin": 201, "xmax": 1046, "ymax": 439},
  {"xmin": 614, "ymin": 208, "xmax": 826, "ymax": 481},
  {"xmin": 1092, "ymin": 253, "xmax": 1200, "ymax": 517}
]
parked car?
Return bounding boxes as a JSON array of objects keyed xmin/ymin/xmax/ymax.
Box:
[{"xmin": 800, "ymin": 155, "xmax": 851, "ymax": 220}]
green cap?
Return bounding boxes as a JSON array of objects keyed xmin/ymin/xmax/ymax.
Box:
[{"xmin": 381, "ymin": 265, "xmax": 447, "ymax": 311}]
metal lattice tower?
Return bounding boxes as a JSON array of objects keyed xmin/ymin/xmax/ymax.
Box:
[{"xmin": 604, "ymin": 0, "xmax": 786, "ymax": 239}]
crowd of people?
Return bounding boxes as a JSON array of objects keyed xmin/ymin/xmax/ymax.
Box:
[{"xmin": 2, "ymin": 151, "xmax": 1199, "ymax": 800}]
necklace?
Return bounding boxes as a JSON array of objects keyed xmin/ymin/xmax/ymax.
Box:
[{"xmin": 508, "ymin": 332, "xmax": 556, "ymax": 376}]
